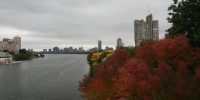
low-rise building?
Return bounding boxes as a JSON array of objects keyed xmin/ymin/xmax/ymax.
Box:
[{"xmin": 0, "ymin": 52, "xmax": 13, "ymax": 64}]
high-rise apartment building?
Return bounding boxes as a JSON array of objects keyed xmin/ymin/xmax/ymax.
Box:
[
  {"xmin": 98, "ymin": 40, "xmax": 102, "ymax": 51},
  {"xmin": 134, "ymin": 14, "xmax": 159, "ymax": 46},
  {"xmin": 13, "ymin": 36, "xmax": 21, "ymax": 49},
  {"xmin": 0, "ymin": 36, "xmax": 21, "ymax": 54}
]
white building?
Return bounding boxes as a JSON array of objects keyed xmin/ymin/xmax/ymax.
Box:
[{"xmin": 0, "ymin": 52, "xmax": 13, "ymax": 64}]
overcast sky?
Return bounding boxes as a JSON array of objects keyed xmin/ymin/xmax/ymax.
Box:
[{"xmin": 0, "ymin": 0, "xmax": 172, "ymax": 51}]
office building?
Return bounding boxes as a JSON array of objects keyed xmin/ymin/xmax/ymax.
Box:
[
  {"xmin": 53, "ymin": 46, "xmax": 60, "ymax": 52},
  {"xmin": 88, "ymin": 47, "xmax": 97, "ymax": 52},
  {"xmin": 117, "ymin": 38, "xmax": 122, "ymax": 47},
  {"xmin": 43, "ymin": 49, "xmax": 47, "ymax": 52},
  {"xmin": 134, "ymin": 14, "xmax": 159, "ymax": 46},
  {"xmin": 79, "ymin": 47, "xmax": 84, "ymax": 52},
  {"xmin": 105, "ymin": 46, "xmax": 114, "ymax": 51},
  {"xmin": 98, "ymin": 40, "xmax": 102, "ymax": 51},
  {"xmin": 49, "ymin": 49, "xmax": 52, "ymax": 52},
  {"xmin": 63, "ymin": 48, "xmax": 68, "ymax": 52},
  {"xmin": 68, "ymin": 47, "xmax": 73, "ymax": 52}
]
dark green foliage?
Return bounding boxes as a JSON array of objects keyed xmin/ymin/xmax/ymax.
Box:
[
  {"xmin": 166, "ymin": 0, "xmax": 200, "ymax": 47},
  {"xmin": 89, "ymin": 65, "xmax": 95, "ymax": 77},
  {"xmin": 19, "ymin": 49, "xmax": 27, "ymax": 54},
  {"xmin": 119, "ymin": 46, "xmax": 137, "ymax": 57},
  {"xmin": 9, "ymin": 51, "xmax": 15, "ymax": 56},
  {"xmin": 12, "ymin": 49, "xmax": 42, "ymax": 61},
  {"xmin": 13, "ymin": 53, "xmax": 30, "ymax": 61},
  {"xmin": 97, "ymin": 52, "xmax": 107, "ymax": 63},
  {"xmin": 139, "ymin": 39, "xmax": 155, "ymax": 47},
  {"xmin": 87, "ymin": 53, "xmax": 93, "ymax": 67},
  {"xmin": 87, "ymin": 52, "xmax": 95, "ymax": 77}
]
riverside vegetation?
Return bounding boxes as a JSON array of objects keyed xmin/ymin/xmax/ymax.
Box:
[{"xmin": 4, "ymin": 49, "xmax": 44, "ymax": 61}]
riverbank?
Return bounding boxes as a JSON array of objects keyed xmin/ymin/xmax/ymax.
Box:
[{"xmin": 12, "ymin": 61, "xmax": 23, "ymax": 64}]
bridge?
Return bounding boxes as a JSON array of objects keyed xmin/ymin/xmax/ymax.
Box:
[{"xmin": 38, "ymin": 52, "xmax": 91, "ymax": 55}]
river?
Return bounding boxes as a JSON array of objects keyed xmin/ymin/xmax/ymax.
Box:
[{"xmin": 0, "ymin": 54, "xmax": 89, "ymax": 100}]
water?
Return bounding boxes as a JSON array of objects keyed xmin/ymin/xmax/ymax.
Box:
[{"xmin": 0, "ymin": 54, "xmax": 89, "ymax": 100}]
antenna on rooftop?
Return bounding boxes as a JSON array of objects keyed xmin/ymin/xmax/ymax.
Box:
[{"xmin": 148, "ymin": 3, "xmax": 149, "ymax": 15}]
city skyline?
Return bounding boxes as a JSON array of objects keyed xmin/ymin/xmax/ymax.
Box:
[{"xmin": 0, "ymin": 0, "xmax": 172, "ymax": 51}]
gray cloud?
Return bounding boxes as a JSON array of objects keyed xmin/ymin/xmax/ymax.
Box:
[{"xmin": 0, "ymin": 0, "xmax": 173, "ymax": 51}]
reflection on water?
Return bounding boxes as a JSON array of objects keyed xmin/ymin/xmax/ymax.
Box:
[{"xmin": 0, "ymin": 55, "xmax": 89, "ymax": 100}]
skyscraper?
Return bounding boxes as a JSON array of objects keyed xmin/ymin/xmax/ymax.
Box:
[
  {"xmin": 134, "ymin": 14, "xmax": 159, "ymax": 46},
  {"xmin": 117, "ymin": 38, "xmax": 122, "ymax": 47},
  {"xmin": 98, "ymin": 40, "xmax": 102, "ymax": 51}
]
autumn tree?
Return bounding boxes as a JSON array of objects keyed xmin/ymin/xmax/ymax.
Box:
[
  {"xmin": 166, "ymin": 0, "xmax": 200, "ymax": 47},
  {"xmin": 79, "ymin": 48, "xmax": 131, "ymax": 99},
  {"xmin": 79, "ymin": 36, "xmax": 200, "ymax": 99}
]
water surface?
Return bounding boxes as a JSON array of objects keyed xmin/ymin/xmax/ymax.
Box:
[{"xmin": 0, "ymin": 54, "xmax": 89, "ymax": 100}]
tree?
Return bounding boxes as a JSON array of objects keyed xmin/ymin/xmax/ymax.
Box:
[
  {"xmin": 166, "ymin": 0, "xmax": 200, "ymax": 47},
  {"xmin": 79, "ymin": 48, "xmax": 131, "ymax": 99},
  {"xmin": 79, "ymin": 36, "xmax": 200, "ymax": 99},
  {"xmin": 19, "ymin": 49, "xmax": 27, "ymax": 54}
]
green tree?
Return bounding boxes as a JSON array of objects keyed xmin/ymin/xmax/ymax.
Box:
[
  {"xmin": 166, "ymin": 0, "xmax": 200, "ymax": 47},
  {"xmin": 119, "ymin": 46, "xmax": 137, "ymax": 57},
  {"xmin": 19, "ymin": 49, "xmax": 27, "ymax": 54}
]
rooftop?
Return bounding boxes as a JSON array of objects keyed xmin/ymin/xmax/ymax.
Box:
[{"xmin": 0, "ymin": 52, "xmax": 12, "ymax": 57}]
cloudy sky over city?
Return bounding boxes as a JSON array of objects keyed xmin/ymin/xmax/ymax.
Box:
[{"xmin": 0, "ymin": 0, "xmax": 173, "ymax": 51}]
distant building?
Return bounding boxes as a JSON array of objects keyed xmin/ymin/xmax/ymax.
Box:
[
  {"xmin": 88, "ymin": 47, "xmax": 97, "ymax": 52},
  {"xmin": 63, "ymin": 48, "xmax": 69, "ymax": 52},
  {"xmin": 53, "ymin": 46, "xmax": 60, "ymax": 52},
  {"xmin": 105, "ymin": 46, "xmax": 113, "ymax": 51},
  {"xmin": 134, "ymin": 14, "xmax": 159, "ymax": 46},
  {"xmin": 68, "ymin": 47, "xmax": 73, "ymax": 52},
  {"xmin": 73, "ymin": 48, "xmax": 77, "ymax": 52},
  {"xmin": 79, "ymin": 47, "xmax": 84, "ymax": 52},
  {"xmin": 0, "ymin": 52, "xmax": 12, "ymax": 64},
  {"xmin": 121, "ymin": 43, "xmax": 125, "ymax": 46},
  {"xmin": 98, "ymin": 40, "xmax": 102, "ymax": 51},
  {"xmin": 28, "ymin": 49, "xmax": 31, "ymax": 52},
  {"xmin": 43, "ymin": 49, "xmax": 47, "ymax": 52},
  {"xmin": 117, "ymin": 38, "xmax": 122, "ymax": 47},
  {"xmin": 49, "ymin": 49, "xmax": 52, "ymax": 52},
  {"xmin": 0, "ymin": 36, "xmax": 21, "ymax": 54}
]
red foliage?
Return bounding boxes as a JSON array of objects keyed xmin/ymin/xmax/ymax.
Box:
[
  {"xmin": 115, "ymin": 59, "xmax": 160, "ymax": 99},
  {"xmin": 79, "ymin": 36, "xmax": 200, "ymax": 100},
  {"xmin": 79, "ymin": 47, "xmax": 131, "ymax": 100}
]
